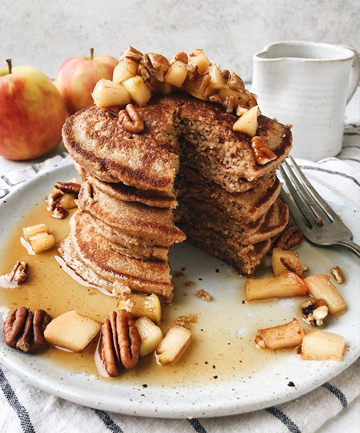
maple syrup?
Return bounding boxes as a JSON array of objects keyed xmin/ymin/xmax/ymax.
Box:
[{"xmin": 0, "ymin": 201, "xmax": 303, "ymax": 388}]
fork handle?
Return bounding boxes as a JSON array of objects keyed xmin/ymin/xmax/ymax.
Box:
[{"xmin": 337, "ymin": 240, "xmax": 360, "ymax": 258}]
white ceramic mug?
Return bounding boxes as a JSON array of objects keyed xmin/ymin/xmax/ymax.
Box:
[{"xmin": 252, "ymin": 41, "xmax": 360, "ymax": 161}]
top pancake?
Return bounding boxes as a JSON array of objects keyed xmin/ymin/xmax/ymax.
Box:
[{"xmin": 63, "ymin": 94, "xmax": 292, "ymax": 193}]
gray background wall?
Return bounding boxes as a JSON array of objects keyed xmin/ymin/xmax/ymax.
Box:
[{"xmin": 1, "ymin": 0, "xmax": 360, "ymax": 82}]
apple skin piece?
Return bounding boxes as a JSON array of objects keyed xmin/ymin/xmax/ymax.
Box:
[
  {"xmin": 0, "ymin": 66, "xmax": 66, "ymax": 161},
  {"xmin": 55, "ymin": 54, "xmax": 118, "ymax": 115}
]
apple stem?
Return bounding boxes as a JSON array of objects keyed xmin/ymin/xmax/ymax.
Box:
[
  {"xmin": 90, "ymin": 48, "xmax": 94, "ymax": 61},
  {"xmin": 6, "ymin": 59, "xmax": 12, "ymax": 74}
]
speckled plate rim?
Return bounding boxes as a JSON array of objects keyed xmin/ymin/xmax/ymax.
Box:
[{"xmin": 0, "ymin": 161, "xmax": 359, "ymax": 418}]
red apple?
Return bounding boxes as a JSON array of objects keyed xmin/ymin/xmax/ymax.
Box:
[
  {"xmin": 55, "ymin": 49, "xmax": 118, "ymax": 115},
  {"xmin": 0, "ymin": 60, "xmax": 66, "ymax": 161}
]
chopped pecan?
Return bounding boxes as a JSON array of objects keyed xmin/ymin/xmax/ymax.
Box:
[
  {"xmin": 139, "ymin": 53, "xmax": 169, "ymax": 82},
  {"xmin": 52, "ymin": 204, "xmax": 68, "ymax": 219},
  {"xmin": 248, "ymin": 92, "xmax": 258, "ymax": 108},
  {"xmin": 280, "ymin": 257, "xmax": 304, "ymax": 278},
  {"xmin": 222, "ymin": 69, "xmax": 230, "ymax": 80},
  {"xmin": 301, "ymin": 299, "xmax": 329, "ymax": 326},
  {"xmin": 3, "ymin": 307, "xmax": 52, "ymax": 353},
  {"xmin": 5, "ymin": 261, "xmax": 28, "ymax": 284},
  {"xmin": 175, "ymin": 314, "xmax": 198, "ymax": 330},
  {"xmin": 186, "ymin": 63, "xmax": 200, "ymax": 82},
  {"xmin": 273, "ymin": 226, "xmax": 304, "ymax": 250},
  {"xmin": 209, "ymin": 94, "xmax": 221, "ymax": 104},
  {"xmin": 120, "ymin": 45, "xmax": 143, "ymax": 62},
  {"xmin": 174, "ymin": 51, "xmax": 188, "ymax": 64},
  {"xmin": 54, "ymin": 181, "xmax": 81, "ymax": 195},
  {"xmin": 228, "ymin": 72, "xmax": 245, "ymax": 92},
  {"xmin": 118, "ymin": 104, "xmax": 144, "ymax": 133},
  {"xmin": 46, "ymin": 190, "xmax": 63, "ymax": 211},
  {"xmin": 331, "ymin": 266, "xmax": 344, "ymax": 284},
  {"xmin": 251, "ymin": 136, "xmax": 277, "ymax": 165},
  {"xmin": 99, "ymin": 310, "xmax": 141, "ymax": 377},
  {"xmin": 224, "ymin": 95, "xmax": 236, "ymax": 113},
  {"xmin": 195, "ymin": 289, "xmax": 212, "ymax": 302}
]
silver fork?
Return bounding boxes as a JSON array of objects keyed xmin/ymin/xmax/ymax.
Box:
[{"xmin": 279, "ymin": 155, "xmax": 360, "ymax": 258}]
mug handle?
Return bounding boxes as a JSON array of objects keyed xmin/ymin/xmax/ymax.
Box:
[{"xmin": 345, "ymin": 46, "xmax": 360, "ymax": 104}]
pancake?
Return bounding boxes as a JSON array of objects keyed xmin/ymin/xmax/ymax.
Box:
[
  {"xmin": 76, "ymin": 163, "xmax": 177, "ymax": 209},
  {"xmin": 59, "ymin": 210, "xmax": 174, "ymax": 303},
  {"xmin": 177, "ymin": 166, "xmax": 281, "ymax": 222},
  {"xmin": 177, "ymin": 221, "xmax": 273, "ymax": 276},
  {"xmin": 62, "ymin": 94, "xmax": 292, "ymax": 192},
  {"xmin": 177, "ymin": 197, "xmax": 288, "ymax": 249},
  {"xmin": 77, "ymin": 181, "xmax": 185, "ymax": 246},
  {"xmin": 88, "ymin": 213, "xmax": 170, "ymax": 261}
]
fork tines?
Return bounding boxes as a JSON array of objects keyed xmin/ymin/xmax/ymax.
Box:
[{"xmin": 279, "ymin": 156, "xmax": 339, "ymax": 229}]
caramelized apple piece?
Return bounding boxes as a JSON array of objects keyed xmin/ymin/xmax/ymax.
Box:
[
  {"xmin": 164, "ymin": 60, "xmax": 188, "ymax": 88},
  {"xmin": 233, "ymin": 105, "xmax": 260, "ymax": 136},
  {"xmin": 113, "ymin": 58, "xmax": 139, "ymax": 83},
  {"xmin": 304, "ymin": 274, "xmax": 347, "ymax": 316},
  {"xmin": 122, "ymin": 76, "xmax": 152, "ymax": 106},
  {"xmin": 44, "ymin": 310, "xmax": 101, "ymax": 352},
  {"xmin": 23, "ymin": 223, "xmax": 48, "ymax": 242},
  {"xmin": 188, "ymin": 49, "xmax": 210, "ymax": 75},
  {"xmin": 245, "ymin": 271, "xmax": 307, "ymax": 302},
  {"xmin": 156, "ymin": 325, "xmax": 191, "ymax": 365},
  {"xmin": 29, "ymin": 232, "xmax": 55, "ymax": 254},
  {"xmin": 255, "ymin": 318, "xmax": 304, "ymax": 350},
  {"xmin": 92, "ymin": 79, "xmax": 130, "ymax": 109},
  {"xmin": 135, "ymin": 316, "xmax": 163, "ymax": 357},
  {"xmin": 301, "ymin": 330, "xmax": 346, "ymax": 361},
  {"xmin": 116, "ymin": 293, "xmax": 162, "ymax": 323}
]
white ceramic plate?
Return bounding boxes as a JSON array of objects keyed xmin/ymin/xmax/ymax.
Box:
[{"xmin": 0, "ymin": 162, "xmax": 359, "ymax": 418}]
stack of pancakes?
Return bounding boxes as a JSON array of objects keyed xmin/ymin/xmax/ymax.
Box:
[{"xmin": 60, "ymin": 94, "xmax": 291, "ymax": 303}]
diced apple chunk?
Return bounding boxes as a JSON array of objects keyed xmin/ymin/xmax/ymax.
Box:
[
  {"xmin": 233, "ymin": 105, "xmax": 260, "ymax": 136},
  {"xmin": 116, "ymin": 293, "xmax": 162, "ymax": 323},
  {"xmin": 29, "ymin": 232, "xmax": 55, "ymax": 254},
  {"xmin": 23, "ymin": 223, "xmax": 48, "ymax": 242},
  {"xmin": 245, "ymin": 271, "xmax": 307, "ymax": 302},
  {"xmin": 113, "ymin": 58, "xmax": 139, "ymax": 83},
  {"xmin": 156, "ymin": 325, "xmax": 191, "ymax": 366},
  {"xmin": 304, "ymin": 274, "xmax": 347, "ymax": 316},
  {"xmin": 208, "ymin": 64, "xmax": 227, "ymax": 89},
  {"xmin": 188, "ymin": 49, "xmax": 210, "ymax": 75},
  {"xmin": 122, "ymin": 76, "xmax": 152, "ymax": 106},
  {"xmin": 164, "ymin": 61, "xmax": 188, "ymax": 88},
  {"xmin": 44, "ymin": 310, "xmax": 101, "ymax": 352},
  {"xmin": 92, "ymin": 79, "xmax": 130, "ymax": 109},
  {"xmin": 272, "ymin": 248, "xmax": 305, "ymax": 278},
  {"xmin": 301, "ymin": 330, "xmax": 346, "ymax": 361},
  {"xmin": 135, "ymin": 316, "xmax": 163, "ymax": 357}
]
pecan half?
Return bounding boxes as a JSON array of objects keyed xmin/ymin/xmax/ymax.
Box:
[
  {"xmin": 251, "ymin": 136, "xmax": 277, "ymax": 165},
  {"xmin": 118, "ymin": 104, "xmax": 144, "ymax": 133},
  {"xmin": 273, "ymin": 226, "xmax": 304, "ymax": 250},
  {"xmin": 99, "ymin": 310, "xmax": 141, "ymax": 377},
  {"xmin": 54, "ymin": 181, "xmax": 81, "ymax": 195},
  {"xmin": 5, "ymin": 261, "xmax": 28, "ymax": 284},
  {"xmin": 3, "ymin": 307, "xmax": 52, "ymax": 353}
]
